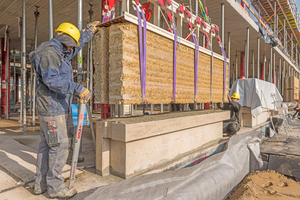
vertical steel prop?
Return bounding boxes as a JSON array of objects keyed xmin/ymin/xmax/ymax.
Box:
[
  {"xmin": 246, "ymin": 28, "xmax": 250, "ymax": 78},
  {"xmin": 227, "ymin": 32, "xmax": 230, "ymax": 88},
  {"xmin": 5, "ymin": 28, "xmax": 10, "ymax": 119},
  {"xmin": 257, "ymin": 37, "xmax": 260, "ymax": 79},
  {"xmin": 270, "ymin": 47, "xmax": 272, "ymax": 82},
  {"xmin": 89, "ymin": 4, "xmax": 94, "ymax": 123},
  {"xmin": 32, "ymin": 6, "xmax": 39, "ymax": 126},
  {"xmin": 13, "ymin": 49, "xmax": 16, "ymax": 112},
  {"xmin": 22, "ymin": 0, "xmax": 27, "ymax": 134},
  {"xmin": 49, "ymin": 0, "xmax": 53, "ymax": 39}
]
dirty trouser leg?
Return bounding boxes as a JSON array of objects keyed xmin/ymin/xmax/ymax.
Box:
[
  {"xmin": 35, "ymin": 124, "xmax": 49, "ymax": 192},
  {"xmin": 66, "ymin": 113, "xmax": 75, "ymax": 161},
  {"xmin": 37, "ymin": 114, "xmax": 69, "ymax": 195}
]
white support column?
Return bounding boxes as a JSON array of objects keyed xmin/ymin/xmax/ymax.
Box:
[
  {"xmin": 252, "ymin": 50, "xmax": 254, "ymax": 78},
  {"xmin": 228, "ymin": 32, "xmax": 230, "ymax": 88},
  {"xmin": 221, "ymin": 3, "xmax": 225, "ymax": 47},
  {"xmin": 279, "ymin": 58, "xmax": 281, "ymax": 92},
  {"xmin": 257, "ymin": 38, "xmax": 260, "ymax": 79},
  {"xmin": 235, "ymin": 52, "xmax": 238, "ymax": 80},
  {"xmin": 270, "ymin": 47, "xmax": 273, "ymax": 83},
  {"xmin": 263, "ymin": 54, "xmax": 266, "ymax": 81},
  {"xmin": 176, "ymin": 16, "xmax": 182, "ymax": 37},
  {"xmin": 246, "ymin": 28, "xmax": 250, "ymax": 78},
  {"xmin": 153, "ymin": 5, "xmax": 160, "ymax": 26},
  {"xmin": 273, "ymin": 52, "xmax": 275, "ymax": 84},
  {"xmin": 283, "ymin": 61, "xmax": 285, "ymax": 95}
]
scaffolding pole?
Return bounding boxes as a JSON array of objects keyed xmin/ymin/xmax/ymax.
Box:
[
  {"xmin": 49, "ymin": 0, "xmax": 53, "ymax": 39},
  {"xmin": 32, "ymin": 6, "xmax": 39, "ymax": 126},
  {"xmin": 246, "ymin": 28, "xmax": 250, "ymax": 78},
  {"xmin": 5, "ymin": 28, "xmax": 10, "ymax": 119},
  {"xmin": 257, "ymin": 38, "xmax": 260, "ymax": 79},
  {"xmin": 273, "ymin": 52, "xmax": 275, "ymax": 84},
  {"xmin": 283, "ymin": 61, "xmax": 285, "ymax": 95},
  {"xmin": 22, "ymin": 0, "xmax": 27, "ymax": 134},
  {"xmin": 77, "ymin": 0, "xmax": 83, "ymax": 86},
  {"xmin": 227, "ymin": 32, "xmax": 230, "ymax": 88},
  {"xmin": 270, "ymin": 47, "xmax": 273, "ymax": 83},
  {"xmin": 88, "ymin": 4, "xmax": 94, "ymax": 125},
  {"xmin": 13, "ymin": 49, "xmax": 16, "ymax": 112}
]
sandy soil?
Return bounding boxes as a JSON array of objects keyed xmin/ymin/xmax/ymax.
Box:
[
  {"xmin": 227, "ymin": 170, "xmax": 300, "ymax": 200},
  {"xmin": 101, "ymin": 109, "xmax": 222, "ymax": 124}
]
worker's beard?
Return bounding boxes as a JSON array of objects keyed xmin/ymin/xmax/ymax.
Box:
[{"xmin": 62, "ymin": 46, "xmax": 71, "ymax": 58}]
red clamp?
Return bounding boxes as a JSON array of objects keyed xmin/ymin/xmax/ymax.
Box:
[
  {"xmin": 165, "ymin": 0, "xmax": 171, "ymax": 6},
  {"xmin": 142, "ymin": 3, "xmax": 152, "ymax": 21},
  {"xmin": 195, "ymin": 17, "xmax": 201, "ymax": 26},
  {"xmin": 184, "ymin": 7, "xmax": 192, "ymax": 19},
  {"xmin": 156, "ymin": 0, "xmax": 164, "ymax": 7},
  {"xmin": 178, "ymin": 5, "xmax": 185, "ymax": 15},
  {"xmin": 211, "ymin": 27, "xmax": 216, "ymax": 34},
  {"xmin": 187, "ymin": 21, "xmax": 193, "ymax": 31},
  {"xmin": 166, "ymin": 11, "xmax": 173, "ymax": 24},
  {"xmin": 205, "ymin": 32, "xmax": 209, "ymax": 42},
  {"xmin": 217, "ymin": 35, "xmax": 222, "ymax": 44},
  {"xmin": 201, "ymin": 18, "xmax": 207, "ymax": 28}
]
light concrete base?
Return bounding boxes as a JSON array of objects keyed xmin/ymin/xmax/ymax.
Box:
[
  {"xmin": 239, "ymin": 107, "xmax": 278, "ymax": 128},
  {"xmin": 96, "ymin": 111, "xmax": 230, "ymax": 178}
]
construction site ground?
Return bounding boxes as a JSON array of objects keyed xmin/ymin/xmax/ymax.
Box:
[{"xmin": 1, "ymin": 111, "xmax": 300, "ymax": 199}]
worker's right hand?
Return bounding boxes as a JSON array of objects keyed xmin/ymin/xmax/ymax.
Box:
[
  {"xmin": 79, "ymin": 87, "xmax": 91, "ymax": 104},
  {"xmin": 87, "ymin": 21, "xmax": 101, "ymax": 34}
]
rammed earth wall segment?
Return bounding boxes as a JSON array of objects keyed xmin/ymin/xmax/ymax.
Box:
[{"xmin": 93, "ymin": 21, "xmax": 228, "ymax": 104}]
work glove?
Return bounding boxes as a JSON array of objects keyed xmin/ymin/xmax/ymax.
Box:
[
  {"xmin": 79, "ymin": 87, "xmax": 91, "ymax": 104},
  {"xmin": 86, "ymin": 21, "xmax": 101, "ymax": 34}
]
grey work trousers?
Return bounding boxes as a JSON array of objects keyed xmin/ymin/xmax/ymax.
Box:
[
  {"xmin": 35, "ymin": 114, "xmax": 73, "ymax": 195},
  {"xmin": 223, "ymin": 121, "xmax": 240, "ymax": 136}
]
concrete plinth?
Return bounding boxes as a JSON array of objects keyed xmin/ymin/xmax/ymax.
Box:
[
  {"xmin": 95, "ymin": 110, "xmax": 230, "ymax": 178},
  {"xmin": 239, "ymin": 107, "xmax": 278, "ymax": 128}
]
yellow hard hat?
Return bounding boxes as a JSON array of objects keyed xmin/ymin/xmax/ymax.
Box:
[
  {"xmin": 231, "ymin": 93, "xmax": 240, "ymax": 100},
  {"xmin": 55, "ymin": 22, "xmax": 80, "ymax": 46}
]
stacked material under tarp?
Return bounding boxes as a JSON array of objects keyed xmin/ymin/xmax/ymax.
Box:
[
  {"xmin": 284, "ymin": 76, "xmax": 299, "ymax": 102},
  {"xmin": 230, "ymin": 78, "xmax": 283, "ymax": 117},
  {"xmin": 85, "ymin": 131, "xmax": 264, "ymax": 200},
  {"xmin": 93, "ymin": 21, "xmax": 228, "ymax": 104}
]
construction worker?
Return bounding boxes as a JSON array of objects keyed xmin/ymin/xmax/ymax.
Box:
[
  {"xmin": 29, "ymin": 21, "xmax": 100, "ymax": 198},
  {"xmin": 217, "ymin": 93, "xmax": 241, "ymax": 136}
]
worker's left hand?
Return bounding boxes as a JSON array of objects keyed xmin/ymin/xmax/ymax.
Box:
[
  {"xmin": 79, "ymin": 87, "xmax": 91, "ymax": 104},
  {"xmin": 87, "ymin": 21, "xmax": 101, "ymax": 34}
]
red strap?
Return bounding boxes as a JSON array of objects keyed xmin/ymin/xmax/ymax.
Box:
[
  {"xmin": 165, "ymin": 0, "xmax": 171, "ymax": 6},
  {"xmin": 53, "ymin": 128, "xmax": 55, "ymax": 134}
]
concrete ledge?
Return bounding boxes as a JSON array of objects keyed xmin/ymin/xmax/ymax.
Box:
[{"xmin": 96, "ymin": 110, "xmax": 230, "ymax": 178}]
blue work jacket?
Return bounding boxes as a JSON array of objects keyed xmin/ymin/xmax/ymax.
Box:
[{"xmin": 29, "ymin": 30, "xmax": 93, "ymax": 116}]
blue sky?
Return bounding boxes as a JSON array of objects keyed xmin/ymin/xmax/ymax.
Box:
[{"xmin": 297, "ymin": 1, "xmax": 300, "ymax": 12}]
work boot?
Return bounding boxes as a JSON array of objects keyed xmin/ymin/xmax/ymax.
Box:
[
  {"xmin": 66, "ymin": 157, "xmax": 84, "ymax": 164},
  {"xmin": 49, "ymin": 188, "xmax": 77, "ymax": 199},
  {"xmin": 34, "ymin": 187, "xmax": 47, "ymax": 195}
]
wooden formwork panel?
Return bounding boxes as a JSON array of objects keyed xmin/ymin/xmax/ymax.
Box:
[{"xmin": 94, "ymin": 22, "xmax": 228, "ymax": 104}]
